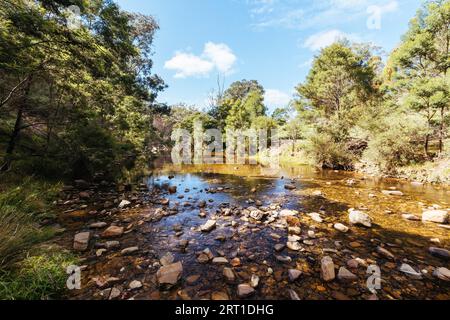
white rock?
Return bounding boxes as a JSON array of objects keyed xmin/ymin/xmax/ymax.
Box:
[
  {"xmin": 382, "ymin": 190, "xmax": 404, "ymax": 196},
  {"xmin": 121, "ymin": 246, "xmax": 139, "ymax": 255},
  {"xmin": 321, "ymin": 256, "xmax": 335, "ymax": 282},
  {"xmin": 433, "ymin": 267, "xmax": 450, "ymax": 281},
  {"xmin": 334, "ymin": 223, "xmax": 349, "ymax": 233},
  {"xmin": 308, "ymin": 212, "xmax": 323, "ymax": 223},
  {"xmin": 288, "ymin": 289, "xmax": 300, "ymax": 300},
  {"xmin": 279, "ymin": 209, "xmax": 298, "ymax": 217},
  {"xmin": 399, "ymin": 264, "xmax": 422, "ymax": 279},
  {"xmin": 287, "ymin": 241, "xmax": 302, "ymax": 251},
  {"xmin": 212, "ymin": 257, "xmax": 229, "ymax": 264},
  {"xmin": 250, "ymin": 274, "xmax": 260, "ymax": 288},
  {"xmin": 349, "ymin": 209, "xmax": 372, "ymax": 227},
  {"xmin": 129, "ymin": 280, "xmax": 142, "ymax": 290},
  {"xmin": 402, "ymin": 214, "xmax": 420, "ymax": 221},
  {"xmin": 118, "ymin": 200, "xmax": 131, "ymax": 209},
  {"xmin": 200, "ymin": 220, "xmax": 217, "ymax": 232},
  {"xmin": 422, "ymin": 210, "xmax": 448, "ymax": 224}
]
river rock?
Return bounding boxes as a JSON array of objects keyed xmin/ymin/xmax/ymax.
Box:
[
  {"xmin": 287, "ymin": 241, "xmax": 302, "ymax": 251},
  {"xmin": 168, "ymin": 186, "xmax": 177, "ymax": 194},
  {"xmin": 402, "ymin": 214, "xmax": 420, "ymax": 221},
  {"xmin": 321, "ymin": 256, "xmax": 335, "ymax": 282},
  {"xmin": 237, "ymin": 284, "xmax": 255, "ymax": 298},
  {"xmin": 109, "ymin": 287, "xmax": 121, "ymax": 300},
  {"xmin": 433, "ymin": 267, "xmax": 450, "ymax": 281},
  {"xmin": 382, "ymin": 190, "xmax": 404, "ymax": 196},
  {"xmin": 399, "ymin": 263, "xmax": 422, "ymax": 279},
  {"xmin": 250, "ymin": 274, "xmax": 260, "ymax": 288},
  {"xmin": 308, "ymin": 212, "xmax": 323, "ymax": 223},
  {"xmin": 275, "ymin": 255, "xmax": 292, "ymax": 263},
  {"xmin": 121, "ymin": 246, "xmax": 139, "ymax": 255},
  {"xmin": 337, "ymin": 267, "xmax": 358, "ymax": 282},
  {"xmin": 89, "ymin": 222, "xmax": 107, "ymax": 229},
  {"xmin": 223, "ymin": 267, "xmax": 235, "ymax": 282},
  {"xmin": 157, "ymin": 261, "xmax": 183, "ymax": 286},
  {"xmin": 250, "ymin": 210, "xmax": 264, "ymax": 220},
  {"xmin": 376, "ymin": 246, "xmax": 395, "ymax": 260},
  {"xmin": 334, "ymin": 223, "xmax": 349, "ymax": 233},
  {"xmin": 429, "ymin": 247, "xmax": 450, "ymax": 260},
  {"xmin": 73, "ymin": 232, "xmax": 90, "ymax": 251},
  {"xmin": 288, "ymin": 269, "xmax": 302, "ymax": 282},
  {"xmin": 279, "ymin": 209, "xmax": 298, "ymax": 217},
  {"xmin": 160, "ymin": 252, "xmax": 175, "ymax": 266},
  {"xmin": 102, "ymin": 226, "xmax": 124, "ymax": 238},
  {"xmin": 349, "ymin": 209, "xmax": 372, "ymax": 227},
  {"xmin": 274, "ymin": 244, "xmax": 285, "ymax": 252},
  {"xmin": 105, "ymin": 241, "xmax": 120, "ymax": 249},
  {"xmin": 200, "ymin": 220, "xmax": 216, "ymax": 232},
  {"xmin": 422, "ymin": 210, "xmax": 448, "ymax": 224},
  {"xmin": 288, "ymin": 289, "xmax": 300, "ymax": 300},
  {"xmin": 129, "ymin": 280, "xmax": 142, "ymax": 290},
  {"xmin": 284, "ymin": 184, "xmax": 296, "ymax": 190},
  {"xmin": 212, "ymin": 257, "xmax": 229, "ymax": 264},
  {"xmin": 118, "ymin": 200, "xmax": 131, "ymax": 209}
]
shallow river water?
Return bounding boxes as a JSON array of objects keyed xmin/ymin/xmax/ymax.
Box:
[{"xmin": 67, "ymin": 161, "xmax": 450, "ymax": 300}]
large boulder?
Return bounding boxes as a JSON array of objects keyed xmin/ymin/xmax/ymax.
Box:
[{"xmin": 349, "ymin": 209, "xmax": 372, "ymax": 227}]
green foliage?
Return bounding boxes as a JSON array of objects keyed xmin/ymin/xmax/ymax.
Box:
[{"xmin": 0, "ymin": 251, "xmax": 78, "ymax": 300}]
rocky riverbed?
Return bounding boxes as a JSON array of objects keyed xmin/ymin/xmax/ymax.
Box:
[{"xmin": 54, "ymin": 163, "xmax": 450, "ymax": 300}]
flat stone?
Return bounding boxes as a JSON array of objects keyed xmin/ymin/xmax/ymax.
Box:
[
  {"xmin": 237, "ymin": 284, "xmax": 255, "ymax": 298},
  {"xmin": 321, "ymin": 256, "xmax": 335, "ymax": 282},
  {"xmin": 422, "ymin": 210, "xmax": 448, "ymax": 224},
  {"xmin": 186, "ymin": 275, "xmax": 200, "ymax": 284},
  {"xmin": 200, "ymin": 219, "xmax": 216, "ymax": 232},
  {"xmin": 288, "ymin": 269, "xmax": 302, "ymax": 282},
  {"xmin": 212, "ymin": 257, "xmax": 229, "ymax": 264},
  {"xmin": 109, "ymin": 287, "xmax": 121, "ymax": 300},
  {"xmin": 376, "ymin": 246, "xmax": 395, "ymax": 260},
  {"xmin": 274, "ymin": 244, "xmax": 285, "ymax": 252},
  {"xmin": 73, "ymin": 232, "xmax": 90, "ymax": 251},
  {"xmin": 284, "ymin": 184, "xmax": 296, "ymax": 190},
  {"xmin": 402, "ymin": 214, "xmax": 420, "ymax": 221},
  {"xmin": 382, "ymin": 190, "xmax": 404, "ymax": 196},
  {"xmin": 275, "ymin": 255, "xmax": 292, "ymax": 263},
  {"xmin": 157, "ymin": 261, "xmax": 183, "ymax": 286},
  {"xmin": 102, "ymin": 226, "xmax": 124, "ymax": 238},
  {"xmin": 279, "ymin": 209, "xmax": 298, "ymax": 217},
  {"xmin": 337, "ymin": 267, "xmax": 358, "ymax": 282},
  {"xmin": 105, "ymin": 241, "xmax": 120, "ymax": 249},
  {"xmin": 121, "ymin": 246, "xmax": 139, "ymax": 255},
  {"xmin": 399, "ymin": 263, "xmax": 422, "ymax": 279},
  {"xmin": 89, "ymin": 222, "xmax": 108, "ymax": 229}
]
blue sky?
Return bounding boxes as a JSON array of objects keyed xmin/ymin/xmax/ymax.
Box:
[{"xmin": 116, "ymin": 0, "xmax": 424, "ymax": 113}]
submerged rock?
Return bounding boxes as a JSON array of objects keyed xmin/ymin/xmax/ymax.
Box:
[
  {"xmin": 157, "ymin": 261, "xmax": 183, "ymax": 287},
  {"xmin": 321, "ymin": 256, "xmax": 335, "ymax": 282},
  {"xmin": 399, "ymin": 263, "xmax": 422, "ymax": 279},
  {"xmin": 382, "ymin": 190, "xmax": 404, "ymax": 196},
  {"xmin": 349, "ymin": 209, "xmax": 372, "ymax": 227},
  {"xmin": 288, "ymin": 269, "xmax": 302, "ymax": 282},
  {"xmin": 200, "ymin": 219, "xmax": 217, "ymax": 232},
  {"xmin": 160, "ymin": 252, "xmax": 175, "ymax": 266},
  {"xmin": 429, "ymin": 247, "xmax": 450, "ymax": 260},
  {"xmin": 101, "ymin": 226, "xmax": 124, "ymax": 238},
  {"xmin": 422, "ymin": 210, "xmax": 448, "ymax": 224},
  {"xmin": 237, "ymin": 284, "xmax": 255, "ymax": 298},
  {"xmin": 402, "ymin": 214, "xmax": 420, "ymax": 221},
  {"xmin": 223, "ymin": 267, "xmax": 235, "ymax": 282}
]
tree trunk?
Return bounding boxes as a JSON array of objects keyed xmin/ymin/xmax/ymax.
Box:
[
  {"xmin": 424, "ymin": 134, "xmax": 430, "ymax": 158},
  {"xmin": 0, "ymin": 77, "xmax": 32, "ymax": 172},
  {"xmin": 439, "ymin": 107, "xmax": 445, "ymax": 154}
]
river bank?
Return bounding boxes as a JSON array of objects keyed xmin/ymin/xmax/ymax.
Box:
[{"xmin": 50, "ymin": 162, "xmax": 450, "ymax": 300}]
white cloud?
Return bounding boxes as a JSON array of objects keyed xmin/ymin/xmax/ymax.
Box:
[
  {"xmin": 304, "ymin": 29, "xmax": 359, "ymax": 51},
  {"xmin": 264, "ymin": 89, "xmax": 291, "ymax": 108},
  {"xmin": 165, "ymin": 42, "xmax": 237, "ymax": 78},
  {"xmin": 203, "ymin": 42, "xmax": 237, "ymax": 74}
]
